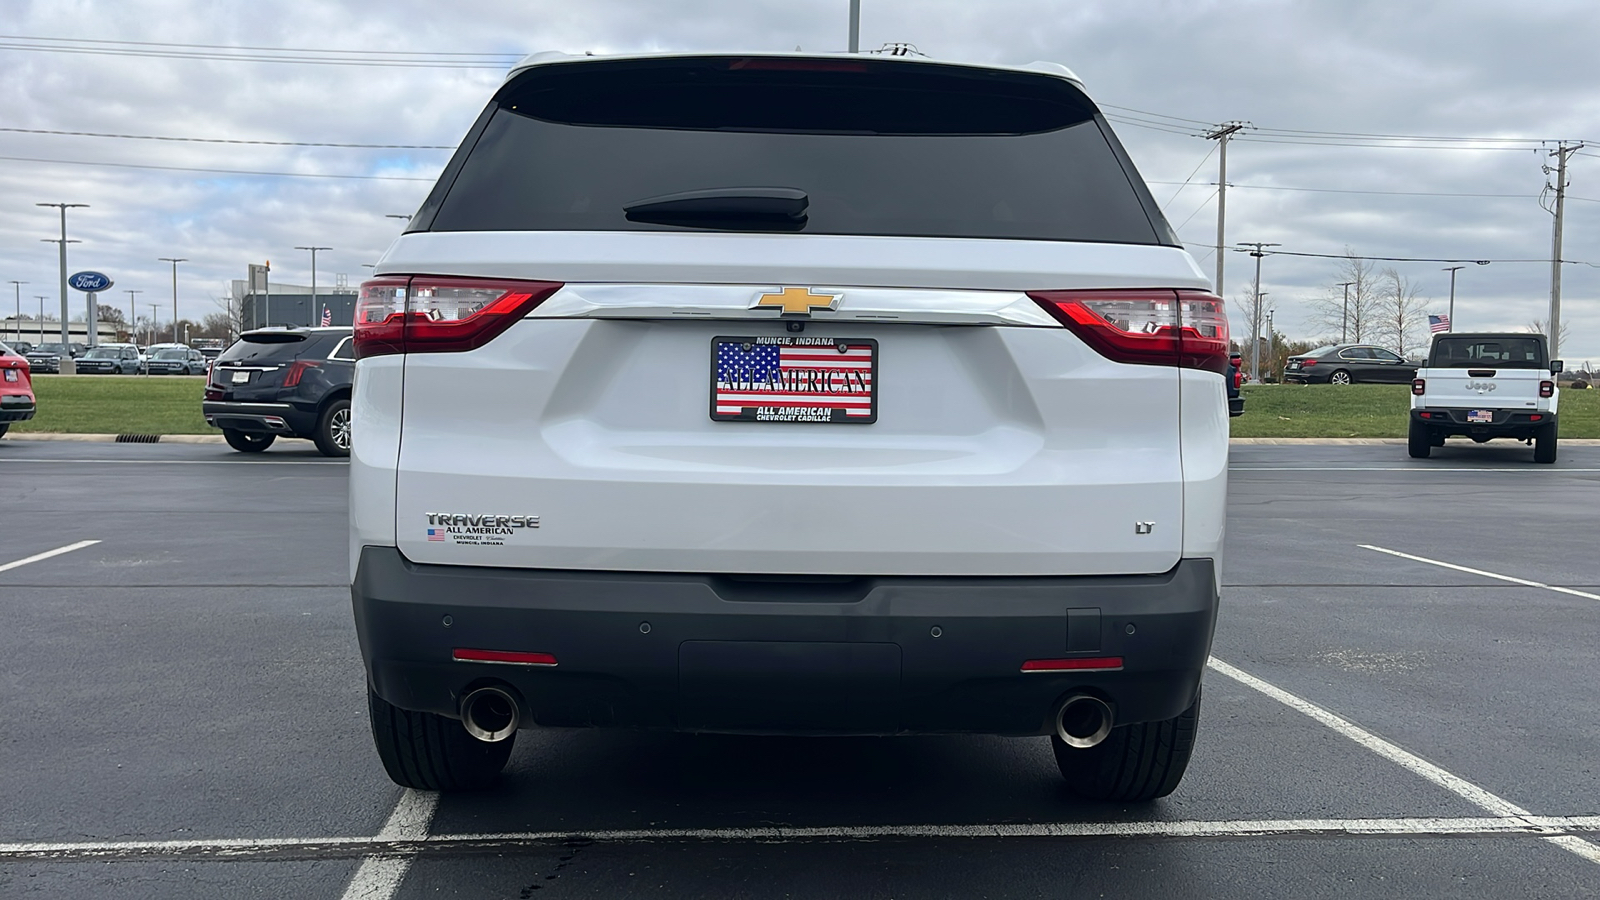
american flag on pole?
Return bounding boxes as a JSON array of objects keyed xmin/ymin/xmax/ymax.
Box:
[
  {"xmin": 1429, "ymin": 314, "xmax": 1451, "ymax": 333},
  {"xmin": 713, "ymin": 337, "xmax": 876, "ymax": 423},
  {"xmin": 321, "ymin": 306, "xmax": 332, "ymax": 327}
]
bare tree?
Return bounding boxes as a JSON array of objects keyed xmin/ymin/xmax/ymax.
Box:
[
  {"xmin": 1306, "ymin": 249, "xmax": 1381, "ymax": 343},
  {"xmin": 1525, "ymin": 319, "xmax": 1572, "ymax": 349},
  {"xmin": 212, "ymin": 293, "xmax": 245, "ymax": 340},
  {"xmin": 1373, "ymin": 268, "xmax": 1431, "ymax": 358},
  {"xmin": 1231, "ymin": 286, "xmax": 1267, "ymax": 379}
]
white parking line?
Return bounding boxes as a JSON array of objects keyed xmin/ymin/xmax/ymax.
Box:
[
  {"xmin": 1359, "ymin": 544, "xmax": 1600, "ymax": 602},
  {"xmin": 1230, "ymin": 466, "xmax": 1600, "ymax": 472},
  {"xmin": 0, "ymin": 540, "xmax": 100, "ymax": 574},
  {"xmin": 4, "ymin": 815, "xmax": 1600, "ymax": 861},
  {"xmin": 1206, "ymin": 657, "xmax": 1600, "ymax": 866},
  {"xmin": 339, "ymin": 789, "xmax": 438, "ymax": 900}
]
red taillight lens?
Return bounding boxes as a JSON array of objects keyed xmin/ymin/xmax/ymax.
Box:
[
  {"xmin": 354, "ymin": 276, "xmax": 562, "ymax": 359},
  {"xmin": 1027, "ymin": 289, "xmax": 1231, "ymax": 374},
  {"xmin": 1412, "ymin": 378, "xmax": 1426, "ymax": 396},
  {"xmin": 452, "ymin": 648, "xmax": 558, "ymax": 667},
  {"xmin": 1300, "ymin": 359, "xmax": 1318, "ymax": 367},
  {"xmin": 1530, "ymin": 414, "xmax": 1543, "ymax": 421},
  {"xmin": 1020, "ymin": 657, "xmax": 1125, "ymax": 672},
  {"xmin": 1540, "ymin": 380, "xmax": 1555, "ymax": 398},
  {"xmin": 204, "ymin": 387, "xmax": 223, "ymax": 401},
  {"xmin": 283, "ymin": 360, "xmax": 320, "ymax": 387}
]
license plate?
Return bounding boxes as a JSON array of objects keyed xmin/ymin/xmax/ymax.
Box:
[
  {"xmin": 3, "ymin": 369, "xmax": 16, "ymax": 382},
  {"xmin": 231, "ymin": 370, "xmax": 250, "ymax": 384},
  {"xmin": 1287, "ymin": 361, "xmax": 1301, "ymax": 369},
  {"xmin": 1468, "ymin": 409, "xmax": 1494, "ymax": 423},
  {"xmin": 711, "ymin": 336, "xmax": 878, "ymax": 423}
]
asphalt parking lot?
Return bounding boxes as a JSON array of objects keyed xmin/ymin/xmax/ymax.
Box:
[{"xmin": 2, "ymin": 438, "xmax": 1598, "ymax": 898}]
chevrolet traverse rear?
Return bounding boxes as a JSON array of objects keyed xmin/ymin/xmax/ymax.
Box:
[{"xmin": 351, "ymin": 52, "xmax": 1229, "ymax": 801}]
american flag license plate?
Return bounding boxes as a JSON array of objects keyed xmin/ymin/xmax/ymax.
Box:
[
  {"xmin": 711, "ymin": 336, "xmax": 878, "ymax": 423},
  {"xmin": 1468, "ymin": 409, "xmax": 1493, "ymax": 423}
]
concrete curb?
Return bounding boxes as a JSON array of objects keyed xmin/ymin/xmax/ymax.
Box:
[{"xmin": 2, "ymin": 432, "xmax": 226, "ymax": 444}]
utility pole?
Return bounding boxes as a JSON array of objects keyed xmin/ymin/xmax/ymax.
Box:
[
  {"xmin": 1239, "ymin": 242, "xmax": 1279, "ymax": 384},
  {"xmin": 295, "ymin": 247, "xmax": 331, "ymax": 328},
  {"xmin": 1204, "ymin": 122, "xmax": 1247, "ymax": 297},
  {"xmin": 1546, "ymin": 141, "xmax": 1583, "ymax": 359},
  {"xmin": 1441, "ymin": 266, "xmax": 1463, "ymax": 332},
  {"xmin": 848, "ymin": 0, "xmax": 860, "ymax": 52},
  {"xmin": 126, "ymin": 290, "xmax": 142, "ymax": 343},
  {"xmin": 7, "ymin": 281, "xmax": 24, "ymax": 344},
  {"xmin": 1265, "ymin": 301, "xmax": 1275, "ymax": 382},
  {"xmin": 36, "ymin": 203, "xmax": 88, "ymax": 351},
  {"xmin": 158, "ymin": 258, "xmax": 187, "ymax": 344},
  {"xmin": 1336, "ymin": 281, "xmax": 1355, "ymax": 343}
]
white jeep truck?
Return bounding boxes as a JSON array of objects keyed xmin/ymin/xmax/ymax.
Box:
[
  {"xmin": 1409, "ymin": 332, "xmax": 1561, "ymax": 462},
  {"xmin": 350, "ymin": 50, "xmax": 1230, "ymax": 802}
]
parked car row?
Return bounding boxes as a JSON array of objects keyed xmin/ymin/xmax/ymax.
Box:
[{"xmin": 16, "ymin": 341, "xmax": 212, "ymax": 375}]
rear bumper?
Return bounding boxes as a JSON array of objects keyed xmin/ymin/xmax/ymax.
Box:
[
  {"xmin": 353, "ymin": 546, "xmax": 1218, "ymax": 736},
  {"xmin": 1412, "ymin": 407, "xmax": 1554, "ymax": 438},
  {"xmin": 1281, "ymin": 371, "xmax": 1323, "ymax": 384},
  {"xmin": 203, "ymin": 400, "xmax": 313, "ymax": 436},
  {"xmin": 0, "ymin": 394, "xmax": 35, "ymax": 421}
]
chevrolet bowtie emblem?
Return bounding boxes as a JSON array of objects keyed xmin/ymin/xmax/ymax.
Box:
[{"xmin": 751, "ymin": 286, "xmax": 843, "ymax": 316}]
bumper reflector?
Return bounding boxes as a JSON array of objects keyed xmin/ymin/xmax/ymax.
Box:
[
  {"xmin": 1021, "ymin": 657, "xmax": 1124, "ymax": 672},
  {"xmin": 452, "ymin": 648, "xmax": 559, "ymax": 667}
]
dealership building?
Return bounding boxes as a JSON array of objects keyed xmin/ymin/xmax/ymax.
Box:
[{"xmin": 230, "ymin": 274, "xmax": 358, "ymax": 330}]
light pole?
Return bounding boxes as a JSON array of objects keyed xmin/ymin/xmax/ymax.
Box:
[
  {"xmin": 848, "ymin": 0, "xmax": 860, "ymax": 51},
  {"xmin": 1336, "ymin": 281, "xmax": 1355, "ymax": 343},
  {"xmin": 1264, "ymin": 301, "xmax": 1274, "ymax": 383},
  {"xmin": 1238, "ymin": 242, "xmax": 1280, "ymax": 385},
  {"xmin": 37, "ymin": 203, "xmax": 88, "ymax": 349},
  {"xmin": 295, "ymin": 246, "xmax": 331, "ymax": 328},
  {"xmin": 158, "ymin": 258, "xmax": 187, "ymax": 344},
  {"xmin": 126, "ymin": 289, "xmax": 142, "ymax": 344},
  {"xmin": 7, "ymin": 281, "xmax": 24, "ymax": 344},
  {"xmin": 385, "ymin": 214, "xmax": 412, "ymax": 223},
  {"xmin": 1442, "ymin": 266, "xmax": 1464, "ymax": 332}
]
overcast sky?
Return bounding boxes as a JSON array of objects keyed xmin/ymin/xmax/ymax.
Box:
[{"xmin": 2, "ymin": 0, "xmax": 1597, "ymax": 359}]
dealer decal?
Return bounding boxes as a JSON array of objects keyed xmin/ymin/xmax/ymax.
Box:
[{"xmin": 425, "ymin": 512, "xmax": 539, "ymax": 547}]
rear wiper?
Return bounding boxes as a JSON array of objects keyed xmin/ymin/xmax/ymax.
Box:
[{"xmin": 623, "ymin": 186, "xmax": 808, "ymax": 230}]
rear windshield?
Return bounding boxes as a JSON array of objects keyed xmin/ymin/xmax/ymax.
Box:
[
  {"xmin": 1430, "ymin": 336, "xmax": 1547, "ymax": 368},
  {"xmin": 218, "ymin": 333, "xmax": 326, "ymax": 365},
  {"xmin": 419, "ymin": 57, "xmax": 1173, "ymax": 245},
  {"xmin": 156, "ymin": 349, "xmax": 188, "ymax": 359}
]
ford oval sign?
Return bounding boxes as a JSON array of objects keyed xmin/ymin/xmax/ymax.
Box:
[{"xmin": 68, "ymin": 271, "xmax": 114, "ymax": 292}]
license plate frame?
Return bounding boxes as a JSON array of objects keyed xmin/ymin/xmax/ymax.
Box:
[
  {"xmin": 230, "ymin": 370, "xmax": 250, "ymax": 384},
  {"xmin": 1467, "ymin": 409, "xmax": 1494, "ymax": 424},
  {"xmin": 3, "ymin": 369, "xmax": 16, "ymax": 382},
  {"xmin": 710, "ymin": 335, "xmax": 878, "ymax": 424}
]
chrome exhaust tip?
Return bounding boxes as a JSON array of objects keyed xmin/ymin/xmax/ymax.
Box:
[
  {"xmin": 1054, "ymin": 694, "xmax": 1114, "ymax": 749},
  {"xmin": 460, "ymin": 686, "xmax": 520, "ymax": 743}
]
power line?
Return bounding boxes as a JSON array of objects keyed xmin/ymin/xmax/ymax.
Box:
[
  {"xmin": 0, "ymin": 154, "xmax": 436, "ymax": 181},
  {"xmin": 0, "ymin": 126, "xmax": 453, "ymax": 149},
  {"xmin": 1172, "ymin": 188, "xmax": 1219, "ymax": 232},
  {"xmin": 1146, "ymin": 180, "xmax": 1537, "ymax": 199},
  {"xmin": 1190, "ymin": 243, "xmax": 1590, "ymax": 265},
  {"xmin": 1160, "ymin": 144, "xmax": 1218, "ymax": 210},
  {"xmin": 0, "ymin": 34, "xmax": 520, "ymax": 57}
]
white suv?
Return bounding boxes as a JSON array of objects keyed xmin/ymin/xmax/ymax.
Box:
[{"xmin": 351, "ymin": 51, "xmax": 1229, "ymax": 802}]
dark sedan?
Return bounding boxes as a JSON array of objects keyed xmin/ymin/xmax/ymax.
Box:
[{"xmin": 1282, "ymin": 344, "xmax": 1419, "ymax": 385}]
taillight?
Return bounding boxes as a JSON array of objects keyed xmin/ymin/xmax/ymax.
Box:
[
  {"xmin": 1027, "ymin": 289, "xmax": 1231, "ymax": 374},
  {"xmin": 1540, "ymin": 380, "xmax": 1555, "ymax": 398},
  {"xmin": 353, "ymin": 276, "xmax": 563, "ymax": 359},
  {"xmin": 283, "ymin": 360, "xmax": 320, "ymax": 387},
  {"xmin": 1300, "ymin": 359, "xmax": 1318, "ymax": 367},
  {"xmin": 204, "ymin": 387, "xmax": 223, "ymax": 401},
  {"xmin": 1412, "ymin": 378, "xmax": 1426, "ymax": 396}
]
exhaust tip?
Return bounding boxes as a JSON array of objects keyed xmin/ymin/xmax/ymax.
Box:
[
  {"xmin": 460, "ymin": 686, "xmax": 520, "ymax": 742},
  {"xmin": 1054, "ymin": 694, "xmax": 1113, "ymax": 749}
]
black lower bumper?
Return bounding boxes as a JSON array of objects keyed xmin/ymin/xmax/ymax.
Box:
[
  {"xmin": 0, "ymin": 395, "xmax": 35, "ymax": 422},
  {"xmin": 353, "ymin": 547, "xmax": 1218, "ymax": 737},
  {"xmin": 1413, "ymin": 408, "xmax": 1554, "ymax": 439},
  {"xmin": 203, "ymin": 400, "xmax": 311, "ymax": 436}
]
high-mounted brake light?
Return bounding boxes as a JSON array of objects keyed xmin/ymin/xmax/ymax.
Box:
[
  {"xmin": 1027, "ymin": 290, "xmax": 1230, "ymax": 374},
  {"xmin": 1540, "ymin": 380, "xmax": 1555, "ymax": 398},
  {"xmin": 1412, "ymin": 378, "xmax": 1426, "ymax": 396},
  {"xmin": 354, "ymin": 276, "xmax": 563, "ymax": 359}
]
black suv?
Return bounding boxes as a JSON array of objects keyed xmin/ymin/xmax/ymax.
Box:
[
  {"xmin": 25, "ymin": 342, "xmax": 85, "ymax": 374},
  {"xmin": 204, "ymin": 327, "xmax": 353, "ymax": 456}
]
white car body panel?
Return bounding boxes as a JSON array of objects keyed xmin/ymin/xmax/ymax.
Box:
[{"xmin": 349, "ymin": 356, "xmax": 404, "ymax": 579}]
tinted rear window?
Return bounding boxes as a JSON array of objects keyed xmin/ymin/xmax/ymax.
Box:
[
  {"xmin": 217, "ymin": 333, "xmax": 332, "ymax": 364},
  {"xmin": 421, "ymin": 57, "xmax": 1171, "ymax": 245},
  {"xmin": 1430, "ymin": 337, "xmax": 1547, "ymax": 368}
]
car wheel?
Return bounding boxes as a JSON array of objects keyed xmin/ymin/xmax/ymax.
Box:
[
  {"xmin": 368, "ymin": 685, "xmax": 513, "ymax": 791},
  {"xmin": 313, "ymin": 399, "xmax": 351, "ymax": 457},
  {"xmin": 1053, "ymin": 688, "xmax": 1200, "ymax": 802},
  {"xmin": 1534, "ymin": 423, "xmax": 1558, "ymax": 464},
  {"xmin": 222, "ymin": 428, "xmax": 276, "ymax": 453},
  {"xmin": 1329, "ymin": 369, "xmax": 1353, "ymax": 385},
  {"xmin": 1408, "ymin": 421, "xmax": 1432, "ymax": 459},
  {"xmin": 0, "ymin": 423, "xmax": 8, "ymax": 438}
]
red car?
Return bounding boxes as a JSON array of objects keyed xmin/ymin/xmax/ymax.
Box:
[{"xmin": 0, "ymin": 342, "xmax": 36, "ymax": 437}]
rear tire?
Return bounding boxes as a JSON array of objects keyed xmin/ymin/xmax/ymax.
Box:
[
  {"xmin": 0, "ymin": 423, "xmax": 9, "ymax": 438},
  {"xmin": 1408, "ymin": 421, "xmax": 1432, "ymax": 459},
  {"xmin": 1534, "ymin": 424, "xmax": 1558, "ymax": 464},
  {"xmin": 1053, "ymin": 688, "xmax": 1200, "ymax": 802},
  {"xmin": 1329, "ymin": 369, "xmax": 1353, "ymax": 385},
  {"xmin": 313, "ymin": 398, "xmax": 351, "ymax": 457},
  {"xmin": 368, "ymin": 686, "xmax": 513, "ymax": 791},
  {"xmin": 222, "ymin": 429, "xmax": 275, "ymax": 453}
]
